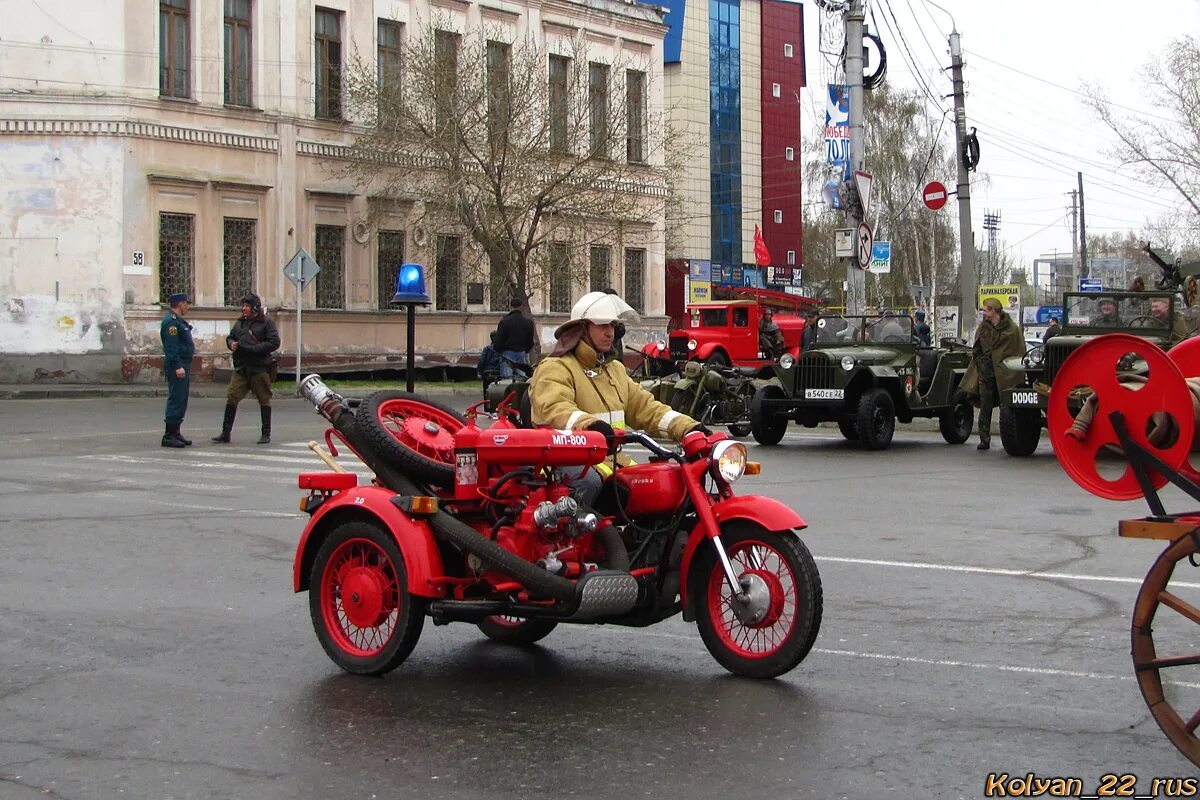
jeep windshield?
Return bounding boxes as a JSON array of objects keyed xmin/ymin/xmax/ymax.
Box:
[
  {"xmin": 811, "ymin": 314, "xmax": 914, "ymax": 345},
  {"xmin": 1062, "ymin": 292, "xmax": 1175, "ymax": 332}
]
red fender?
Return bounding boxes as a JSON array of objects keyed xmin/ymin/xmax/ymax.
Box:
[
  {"xmin": 678, "ymin": 494, "xmax": 807, "ymax": 611},
  {"xmin": 293, "ymin": 485, "xmax": 446, "ymax": 599},
  {"xmin": 693, "ymin": 342, "xmax": 721, "ymax": 362}
]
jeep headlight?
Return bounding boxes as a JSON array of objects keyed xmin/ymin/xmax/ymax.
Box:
[
  {"xmin": 779, "ymin": 353, "xmax": 795, "ymax": 369},
  {"xmin": 687, "ymin": 339, "xmax": 698, "ymax": 351},
  {"xmin": 1027, "ymin": 347, "xmax": 1044, "ymax": 366},
  {"xmin": 840, "ymin": 355, "xmax": 856, "ymax": 371},
  {"xmin": 711, "ymin": 440, "xmax": 747, "ymax": 483}
]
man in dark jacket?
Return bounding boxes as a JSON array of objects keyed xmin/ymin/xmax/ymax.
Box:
[
  {"xmin": 212, "ymin": 293, "xmax": 281, "ymax": 444},
  {"xmin": 913, "ymin": 310, "xmax": 932, "ymax": 346},
  {"xmin": 492, "ymin": 295, "xmax": 535, "ymax": 378}
]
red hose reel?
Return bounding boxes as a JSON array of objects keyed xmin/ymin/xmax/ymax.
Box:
[{"xmin": 1048, "ymin": 334, "xmax": 1195, "ymax": 500}]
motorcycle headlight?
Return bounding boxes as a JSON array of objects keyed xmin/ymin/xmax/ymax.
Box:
[
  {"xmin": 687, "ymin": 339, "xmax": 698, "ymax": 351},
  {"xmin": 656, "ymin": 340, "xmax": 666, "ymax": 351},
  {"xmin": 711, "ymin": 440, "xmax": 748, "ymax": 484},
  {"xmin": 840, "ymin": 355, "xmax": 856, "ymax": 371},
  {"xmin": 779, "ymin": 353, "xmax": 795, "ymax": 369}
]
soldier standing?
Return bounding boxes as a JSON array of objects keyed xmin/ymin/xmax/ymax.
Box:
[
  {"xmin": 961, "ymin": 298, "xmax": 1024, "ymax": 451},
  {"xmin": 159, "ymin": 292, "xmax": 195, "ymax": 448}
]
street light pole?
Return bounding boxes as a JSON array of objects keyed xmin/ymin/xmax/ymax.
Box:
[
  {"xmin": 845, "ymin": 0, "xmax": 866, "ymax": 314},
  {"xmin": 949, "ymin": 30, "xmax": 976, "ymax": 339}
]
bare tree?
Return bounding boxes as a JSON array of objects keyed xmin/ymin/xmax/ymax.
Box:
[
  {"xmin": 340, "ymin": 20, "xmax": 674, "ymax": 310},
  {"xmin": 1083, "ymin": 34, "xmax": 1200, "ymax": 219}
]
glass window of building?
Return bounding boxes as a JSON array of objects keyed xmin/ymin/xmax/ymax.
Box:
[
  {"xmin": 315, "ymin": 8, "xmax": 343, "ymax": 119},
  {"xmin": 159, "ymin": 0, "xmax": 191, "ymax": 98},
  {"xmin": 223, "ymin": 0, "xmax": 252, "ymax": 106}
]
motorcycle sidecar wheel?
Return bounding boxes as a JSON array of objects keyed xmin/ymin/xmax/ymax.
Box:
[
  {"xmin": 693, "ymin": 523, "xmax": 823, "ymax": 679},
  {"xmin": 309, "ymin": 522, "xmax": 426, "ymax": 676},
  {"xmin": 356, "ymin": 391, "xmax": 467, "ymax": 487},
  {"xmin": 477, "ymin": 616, "xmax": 559, "ymax": 645},
  {"xmin": 939, "ymin": 399, "xmax": 974, "ymax": 444},
  {"xmin": 855, "ymin": 388, "xmax": 895, "ymax": 450},
  {"xmin": 750, "ymin": 384, "xmax": 788, "ymax": 446}
]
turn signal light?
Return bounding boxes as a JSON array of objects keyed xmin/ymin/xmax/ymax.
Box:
[
  {"xmin": 410, "ymin": 496, "xmax": 439, "ymax": 515},
  {"xmin": 745, "ymin": 461, "xmax": 761, "ymax": 475},
  {"xmin": 299, "ymin": 496, "xmax": 309, "ymax": 513}
]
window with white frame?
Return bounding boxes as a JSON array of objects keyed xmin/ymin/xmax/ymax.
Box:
[
  {"xmin": 773, "ymin": 210, "xmax": 782, "ymax": 224},
  {"xmin": 784, "ymin": 43, "xmax": 794, "ymax": 58},
  {"xmin": 771, "ymin": 83, "xmax": 780, "ymax": 98},
  {"xmin": 786, "ymin": 250, "xmax": 796, "ymax": 265},
  {"xmin": 785, "ymin": 146, "xmax": 794, "ymax": 161}
]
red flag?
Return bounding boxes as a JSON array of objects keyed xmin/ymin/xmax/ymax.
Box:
[{"xmin": 753, "ymin": 224, "xmax": 771, "ymax": 267}]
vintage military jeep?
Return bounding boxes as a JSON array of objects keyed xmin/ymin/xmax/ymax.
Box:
[
  {"xmin": 749, "ymin": 313, "xmax": 975, "ymax": 450},
  {"xmin": 999, "ymin": 291, "xmax": 1181, "ymax": 456}
]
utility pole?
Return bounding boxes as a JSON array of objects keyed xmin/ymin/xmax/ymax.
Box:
[
  {"xmin": 1077, "ymin": 171, "xmax": 1088, "ymax": 279},
  {"xmin": 1068, "ymin": 189, "xmax": 1079, "ymax": 287},
  {"xmin": 949, "ymin": 30, "xmax": 976, "ymax": 338},
  {"xmin": 844, "ymin": 0, "xmax": 866, "ymax": 314},
  {"xmin": 982, "ymin": 211, "xmax": 1000, "ymax": 285}
]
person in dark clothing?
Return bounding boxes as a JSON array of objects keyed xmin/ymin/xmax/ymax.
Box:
[
  {"xmin": 913, "ymin": 310, "xmax": 932, "ymax": 346},
  {"xmin": 160, "ymin": 292, "xmax": 195, "ymax": 448},
  {"xmin": 1042, "ymin": 317, "xmax": 1061, "ymax": 341},
  {"xmin": 493, "ymin": 295, "xmax": 536, "ymax": 378},
  {"xmin": 801, "ymin": 310, "xmax": 820, "ymax": 352},
  {"xmin": 759, "ymin": 308, "xmax": 786, "ymax": 357},
  {"xmin": 212, "ymin": 293, "xmax": 281, "ymax": 444}
]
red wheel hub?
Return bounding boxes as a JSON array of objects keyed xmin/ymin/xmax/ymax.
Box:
[
  {"xmin": 741, "ymin": 569, "xmax": 786, "ymax": 628},
  {"xmin": 377, "ymin": 399, "xmax": 462, "ymax": 463},
  {"xmin": 1048, "ymin": 334, "xmax": 1193, "ymax": 500},
  {"xmin": 706, "ymin": 539, "xmax": 798, "ymax": 659},
  {"xmin": 340, "ymin": 566, "xmax": 393, "ymax": 628}
]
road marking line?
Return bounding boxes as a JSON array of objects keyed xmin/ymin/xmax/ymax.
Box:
[
  {"xmin": 814, "ymin": 554, "xmax": 1200, "ymax": 589},
  {"xmin": 589, "ymin": 627, "xmax": 1200, "ymax": 689},
  {"xmin": 94, "ymin": 491, "xmax": 302, "ymax": 518}
]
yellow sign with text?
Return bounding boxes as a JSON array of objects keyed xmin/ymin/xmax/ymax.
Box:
[
  {"xmin": 689, "ymin": 281, "xmax": 711, "ymax": 303},
  {"xmin": 978, "ymin": 284, "xmax": 1021, "ymax": 312}
]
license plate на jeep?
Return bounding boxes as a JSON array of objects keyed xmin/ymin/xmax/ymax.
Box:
[
  {"xmin": 1010, "ymin": 390, "xmax": 1040, "ymax": 406},
  {"xmin": 804, "ymin": 388, "xmax": 844, "ymax": 400}
]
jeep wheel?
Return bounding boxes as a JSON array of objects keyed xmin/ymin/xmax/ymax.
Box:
[
  {"xmin": 855, "ymin": 388, "xmax": 895, "ymax": 450},
  {"xmin": 939, "ymin": 399, "xmax": 974, "ymax": 444},
  {"xmin": 750, "ymin": 384, "xmax": 789, "ymax": 446},
  {"xmin": 837, "ymin": 418, "xmax": 859, "ymax": 440},
  {"xmin": 999, "ymin": 406, "xmax": 1042, "ymax": 456}
]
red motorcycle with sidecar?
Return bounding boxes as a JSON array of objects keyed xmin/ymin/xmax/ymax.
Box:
[{"xmin": 292, "ymin": 375, "xmax": 822, "ymax": 679}]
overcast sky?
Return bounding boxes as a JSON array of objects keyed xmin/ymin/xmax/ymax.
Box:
[{"xmin": 801, "ymin": 0, "xmax": 1199, "ymax": 282}]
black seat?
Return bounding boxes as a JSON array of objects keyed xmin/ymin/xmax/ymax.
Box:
[{"xmin": 917, "ymin": 348, "xmax": 938, "ymax": 394}]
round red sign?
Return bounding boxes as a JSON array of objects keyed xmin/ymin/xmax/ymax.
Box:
[{"xmin": 922, "ymin": 181, "xmax": 949, "ymax": 211}]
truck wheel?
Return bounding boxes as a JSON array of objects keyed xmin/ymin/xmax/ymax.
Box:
[
  {"xmin": 999, "ymin": 406, "xmax": 1041, "ymax": 456},
  {"xmin": 939, "ymin": 399, "xmax": 974, "ymax": 444},
  {"xmin": 751, "ymin": 384, "xmax": 788, "ymax": 446},
  {"xmin": 704, "ymin": 351, "xmax": 730, "ymax": 368},
  {"xmin": 837, "ymin": 418, "xmax": 859, "ymax": 440},
  {"xmin": 855, "ymin": 388, "xmax": 895, "ymax": 450}
]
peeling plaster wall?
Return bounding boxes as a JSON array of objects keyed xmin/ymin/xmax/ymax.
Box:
[{"xmin": 0, "ymin": 138, "xmax": 126, "ymax": 381}]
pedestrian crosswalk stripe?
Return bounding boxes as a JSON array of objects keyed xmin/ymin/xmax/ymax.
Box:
[{"xmin": 80, "ymin": 453, "xmax": 373, "ymax": 477}]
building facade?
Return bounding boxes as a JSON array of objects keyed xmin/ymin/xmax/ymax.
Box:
[
  {"xmin": 0, "ymin": 0, "xmax": 669, "ymax": 382},
  {"xmin": 658, "ymin": 0, "xmax": 805, "ymax": 300}
]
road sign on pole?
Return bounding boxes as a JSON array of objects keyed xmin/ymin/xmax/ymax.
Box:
[
  {"xmin": 854, "ymin": 170, "xmax": 874, "ymax": 219},
  {"xmin": 1079, "ymin": 278, "xmax": 1102, "ymax": 292},
  {"xmin": 283, "ymin": 249, "xmax": 322, "ymax": 390},
  {"xmin": 856, "ymin": 222, "xmax": 873, "ymax": 270},
  {"xmin": 868, "ymin": 241, "xmax": 892, "ymax": 274},
  {"xmin": 922, "ymin": 181, "xmax": 948, "ymax": 211}
]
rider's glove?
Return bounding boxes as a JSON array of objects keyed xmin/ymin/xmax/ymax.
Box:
[{"xmin": 587, "ymin": 419, "xmax": 618, "ymax": 454}]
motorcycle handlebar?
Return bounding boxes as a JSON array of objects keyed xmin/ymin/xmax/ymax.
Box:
[{"xmin": 615, "ymin": 429, "xmax": 683, "ymax": 462}]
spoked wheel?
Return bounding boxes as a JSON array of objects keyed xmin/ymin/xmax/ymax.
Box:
[
  {"xmin": 356, "ymin": 391, "xmax": 467, "ymax": 486},
  {"xmin": 309, "ymin": 522, "xmax": 426, "ymax": 676},
  {"xmin": 1131, "ymin": 528, "xmax": 1200, "ymax": 768},
  {"xmin": 477, "ymin": 615, "xmax": 559, "ymax": 645},
  {"xmin": 693, "ymin": 523, "xmax": 822, "ymax": 679}
]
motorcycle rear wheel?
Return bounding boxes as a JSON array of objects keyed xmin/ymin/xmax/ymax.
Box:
[
  {"xmin": 693, "ymin": 523, "xmax": 822, "ymax": 679},
  {"xmin": 477, "ymin": 615, "xmax": 559, "ymax": 645},
  {"xmin": 309, "ymin": 521, "xmax": 426, "ymax": 676}
]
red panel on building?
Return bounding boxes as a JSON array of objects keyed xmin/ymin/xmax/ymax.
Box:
[{"xmin": 759, "ymin": 0, "xmax": 806, "ymax": 271}]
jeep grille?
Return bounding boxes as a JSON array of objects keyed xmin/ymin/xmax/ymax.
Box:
[
  {"xmin": 1042, "ymin": 341, "xmax": 1080, "ymax": 385},
  {"xmin": 798, "ymin": 352, "xmax": 836, "ymax": 389}
]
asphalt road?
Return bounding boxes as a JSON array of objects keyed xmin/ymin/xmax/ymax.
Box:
[{"xmin": 0, "ymin": 395, "xmax": 1197, "ymax": 799}]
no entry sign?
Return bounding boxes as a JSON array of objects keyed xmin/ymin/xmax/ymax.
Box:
[{"xmin": 922, "ymin": 181, "xmax": 948, "ymax": 211}]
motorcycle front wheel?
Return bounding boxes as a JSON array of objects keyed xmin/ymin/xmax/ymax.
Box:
[
  {"xmin": 309, "ymin": 521, "xmax": 426, "ymax": 676},
  {"xmin": 693, "ymin": 523, "xmax": 822, "ymax": 679}
]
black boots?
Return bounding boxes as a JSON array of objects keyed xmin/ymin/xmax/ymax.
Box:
[
  {"xmin": 212, "ymin": 403, "xmax": 237, "ymax": 443},
  {"xmin": 257, "ymin": 406, "xmax": 271, "ymax": 444},
  {"xmin": 161, "ymin": 423, "xmax": 187, "ymax": 448}
]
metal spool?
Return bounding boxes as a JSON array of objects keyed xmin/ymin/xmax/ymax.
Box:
[{"xmin": 1048, "ymin": 334, "xmax": 1194, "ymax": 500}]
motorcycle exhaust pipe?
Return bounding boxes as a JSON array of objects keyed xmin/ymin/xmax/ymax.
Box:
[{"xmin": 300, "ymin": 375, "xmax": 579, "ymax": 603}]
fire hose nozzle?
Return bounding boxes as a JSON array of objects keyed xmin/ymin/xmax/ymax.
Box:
[
  {"xmin": 533, "ymin": 496, "xmax": 579, "ymax": 529},
  {"xmin": 300, "ymin": 375, "xmax": 346, "ymax": 421}
]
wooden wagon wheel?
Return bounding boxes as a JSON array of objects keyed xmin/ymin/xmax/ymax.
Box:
[{"xmin": 1132, "ymin": 526, "xmax": 1200, "ymax": 768}]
